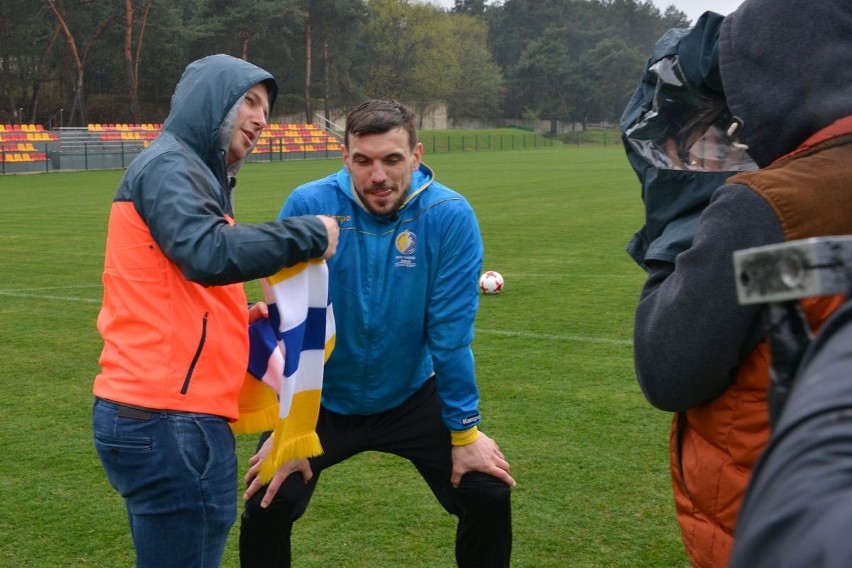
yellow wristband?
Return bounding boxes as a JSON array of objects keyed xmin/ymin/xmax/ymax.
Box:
[{"xmin": 450, "ymin": 426, "xmax": 480, "ymax": 446}]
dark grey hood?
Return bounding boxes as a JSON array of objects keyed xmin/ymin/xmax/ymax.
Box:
[
  {"xmin": 162, "ymin": 54, "xmax": 278, "ymax": 178},
  {"xmin": 719, "ymin": 0, "xmax": 852, "ymax": 168}
]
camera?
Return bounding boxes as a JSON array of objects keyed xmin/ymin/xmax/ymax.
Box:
[
  {"xmin": 733, "ymin": 236, "xmax": 852, "ymax": 305},
  {"xmin": 734, "ymin": 235, "xmax": 852, "ymax": 430}
]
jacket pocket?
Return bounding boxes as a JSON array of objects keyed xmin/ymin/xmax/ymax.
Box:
[{"xmin": 180, "ymin": 312, "xmax": 208, "ymax": 395}]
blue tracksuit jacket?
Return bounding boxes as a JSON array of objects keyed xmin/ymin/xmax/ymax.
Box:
[{"xmin": 279, "ymin": 164, "xmax": 483, "ymax": 432}]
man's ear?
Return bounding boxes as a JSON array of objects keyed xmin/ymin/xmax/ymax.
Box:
[{"xmin": 412, "ymin": 142, "xmax": 423, "ymax": 170}]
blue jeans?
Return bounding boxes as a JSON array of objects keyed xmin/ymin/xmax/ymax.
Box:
[{"xmin": 93, "ymin": 398, "xmax": 237, "ymax": 568}]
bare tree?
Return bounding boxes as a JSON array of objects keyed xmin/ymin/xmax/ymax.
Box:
[
  {"xmin": 124, "ymin": 0, "xmax": 153, "ymax": 123},
  {"xmin": 321, "ymin": 25, "xmax": 329, "ymax": 121},
  {"xmin": 302, "ymin": 0, "xmax": 312, "ymax": 123},
  {"xmin": 28, "ymin": 22, "xmax": 61, "ymax": 124},
  {"xmin": 46, "ymin": 0, "xmax": 112, "ymax": 126}
]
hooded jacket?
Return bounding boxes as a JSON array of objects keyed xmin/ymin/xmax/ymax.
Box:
[
  {"xmin": 630, "ymin": 1, "xmax": 852, "ymax": 566},
  {"xmin": 94, "ymin": 54, "xmax": 328, "ymax": 420},
  {"xmin": 280, "ymin": 164, "xmax": 484, "ymax": 434}
]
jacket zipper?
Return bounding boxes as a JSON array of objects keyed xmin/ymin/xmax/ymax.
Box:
[{"xmin": 181, "ymin": 312, "xmax": 208, "ymax": 395}]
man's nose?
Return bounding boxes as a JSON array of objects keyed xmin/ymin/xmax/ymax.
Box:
[
  {"xmin": 370, "ymin": 161, "xmax": 386, "ymax": 182},
  {"xmin": 252, "ymin": 108, "xmax": 268, "ymax": 129}
]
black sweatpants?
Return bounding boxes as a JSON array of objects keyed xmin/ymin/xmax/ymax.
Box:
[{"xmin": 239, "ymin": 378, "xmax": 512, "ymax": 567}]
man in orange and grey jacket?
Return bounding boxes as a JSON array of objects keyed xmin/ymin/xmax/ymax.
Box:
[
  {"xmin": 91, "ymin": 54, "xmax": 338, "ymax": 568},
  {"xmin": 623, "ymin": 0, "xmax": 852, "ymax": 566}
]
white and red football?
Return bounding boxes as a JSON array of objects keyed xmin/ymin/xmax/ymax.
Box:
[{"xmin": 478, "ymin": 271, "xmax": 504, "ymax": 295}]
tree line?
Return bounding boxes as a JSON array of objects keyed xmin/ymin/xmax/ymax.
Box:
[{"xmin": 0, "ymin": 0, "xmax": 688, "ymax": 129}]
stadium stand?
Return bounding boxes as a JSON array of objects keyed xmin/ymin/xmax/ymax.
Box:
[
  {"xmin": 0, "ymin": 122, "xmax": 340, "ymax": 173},
  {"xmin": 82, "ymin": 122, "xmax": 341, "ymax": 154},
  {"xmin": 255, "ymin": 123, "xmax": 342, "ymax": 155},
  {"xmin": 89, "ymin": 123, "xmax": 162, "ymax": 146},
  {"xmin": 0, "ymin": 125, "xmax": 54, "ymax": 162}
]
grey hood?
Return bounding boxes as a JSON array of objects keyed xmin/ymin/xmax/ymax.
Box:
[
  {"xmin": 719, "ymin": 0, "xmax": 852, "ymax": 168},
  {"xmin": 162, "ymin": 54, "xmax": 278, "ymax": 179}
]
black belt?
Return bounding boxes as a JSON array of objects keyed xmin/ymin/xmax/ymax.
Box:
[
  {"xmin": 100, "ymin": 399, "xmax": 214, "ymax": 420},
  {"xmin": 113, "ymin": 401, "xmax": 160, "ymax": 420},
  {"xmin": 96, "ymin": 399, "xmax": 163, "ymax": 420}
]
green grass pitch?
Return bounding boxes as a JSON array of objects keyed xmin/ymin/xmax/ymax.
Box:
[{"xmin": 0, "ymin": 145, "xmax": 689, "ymax": 567}]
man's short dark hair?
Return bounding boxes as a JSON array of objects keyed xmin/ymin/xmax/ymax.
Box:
[{"xmin": 344, "ymin": 99, "xmax": 418, "ymax": 150}]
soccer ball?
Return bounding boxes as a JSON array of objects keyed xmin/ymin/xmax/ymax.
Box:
[{"xmin": 478, "ymin": 271, "xmax": 504, "ymax": 295}]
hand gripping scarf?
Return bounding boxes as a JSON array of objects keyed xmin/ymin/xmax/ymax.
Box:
[{"xmin": 231, "ymin": 259, "xmax": 335, "ymax": 483}]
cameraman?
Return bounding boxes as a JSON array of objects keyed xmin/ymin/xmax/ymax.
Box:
[{"xmin": 622, "ymin": 0, "xmax": 852, "ymax": 565}]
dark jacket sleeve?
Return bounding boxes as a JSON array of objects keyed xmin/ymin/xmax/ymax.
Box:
[
  {"xmin": 633, "ymin": 183, "xmax": 784, "ymax": 411},
  {"xmin": 136, "ymin": 154, "xmax": 328, "ymax": 286}
]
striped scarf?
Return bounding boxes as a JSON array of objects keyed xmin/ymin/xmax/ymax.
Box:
[{"xmin": 232, "ymin": 259, "xmax": 335, "ymax": 483}]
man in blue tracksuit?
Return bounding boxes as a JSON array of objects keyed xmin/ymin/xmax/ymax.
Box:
[{"xmin": 239, "ymin": 99, "xmax": 514, "ymax": 567}]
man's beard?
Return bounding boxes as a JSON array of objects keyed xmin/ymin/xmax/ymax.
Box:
[{"xmin": 360, "ymin": 183, "xmax": 408, "ymax": 217}]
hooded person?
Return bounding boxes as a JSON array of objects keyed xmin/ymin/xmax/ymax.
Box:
[
  {"xmin": 91, "ymin": 54, "xmax": 338, "ymax": 568},
  {"xmin": 622, "ymin": 1, "xmax": 852, "ymax": 566}
]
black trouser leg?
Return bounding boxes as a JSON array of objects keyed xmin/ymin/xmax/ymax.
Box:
[
  {"xmin": 239, "ymin": 469, "xmax": 319, "ymax": 568},
  {"xmin": 239, "ymin": 378, "xmax": 513, "ymax": 567},
  {"xmin": 386, "ymin": 382, "xmax": 513, "ymax": 568},
  {"xmin": 452, "ymin": 472, "xmax": 513, "ymax": 568},
  {"xmin": 239, "ymin": 414, "xmax": 358, "ymax": 568}
]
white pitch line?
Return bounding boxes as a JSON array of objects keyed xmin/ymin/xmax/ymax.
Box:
[
  {"xmin": 0, "ymin": 287, "xmax": 634, "ymax": 346},
  {"xmin": 477, "ymin": 328, "xmax": 632, "ymax": 346},
  {"xmin": 0, "ymin": 290, "xmax": 101, "ymax": 304},
  {"xmin": 0, "ymin": 285, "xmax": 101, "ymax": 292}
]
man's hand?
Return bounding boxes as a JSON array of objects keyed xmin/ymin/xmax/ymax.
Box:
[
  {"xmin": 317, "ymin": 215, "xmax": 339, "ymax": 259},
  {"xmin": 451, "ymin": 431, "xmax": 516, "ymax": 489},
  {"xmin": 248, "ymin": 301, "xmax": 268, "ymax": 323},
  {"xmin": 242, "ymin": 435, "xmax": 313, "ymax": 508}
]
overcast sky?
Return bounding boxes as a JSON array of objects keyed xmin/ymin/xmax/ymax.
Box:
[
  {"xmin": 417, "ymin": 0, "xmax": 745, "ymax": 24},
  {"xmin": 648, "ymin": 0, "xmax": 745, "ymax": 23}
]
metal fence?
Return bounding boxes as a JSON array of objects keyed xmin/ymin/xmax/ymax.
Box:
[
  {"xmin": 0, "ymin": 140, "xmax": 343, "ymax": 175},
  {"xmin": 419, "ymin": 132, "xmax": 555, "ymax": 154},
  {"xmin": 1, "ymin": 132, "xmax": 556, "ymax": 175}
]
